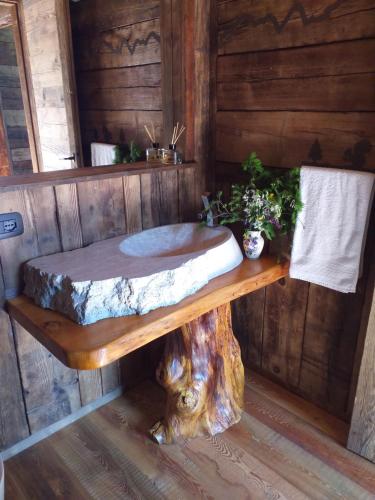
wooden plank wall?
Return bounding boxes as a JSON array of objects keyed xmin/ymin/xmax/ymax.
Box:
[
  {"xmin": 70, "ymin": 0, "xmax": 162, "ymax": 165},
  {"xmin": 214, "ymin": 0, "xmax": 375, "ymax": 420},
  {"xmin": 0, "ymin": 164, "xmax": 197, "ymax": 451},
  {"xmin": 0, "ymin": 26, "xmax": 32, "ymax": 175}
]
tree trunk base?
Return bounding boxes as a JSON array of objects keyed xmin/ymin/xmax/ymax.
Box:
[{"xmin": 150, "ymin": 303, "xmax": 244, "ymax": 444}]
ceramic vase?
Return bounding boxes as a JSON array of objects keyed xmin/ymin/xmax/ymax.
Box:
[{"xmin": 243, "ymin": 230, "xmax": 264, "ymax": 260}]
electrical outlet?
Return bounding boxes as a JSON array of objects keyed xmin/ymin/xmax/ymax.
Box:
[{"xmin": 0, "ymin": 212, "xmax": 24, "ymax": 239}]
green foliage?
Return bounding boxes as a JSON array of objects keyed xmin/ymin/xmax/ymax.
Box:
[
  {"xmin": 114, "ymin": 141, "xmax": 143, "ymax": 164},
  {"xmin": 204, "ymin": 152, "xmax": 303, "ymax": 240},
  {"xmin": 124, "ymin": 141, "xmax": 142, "ymax": 163},
  {"xmin": 114, "ymin": 145, "xmax": 123, "ymax": 164}
]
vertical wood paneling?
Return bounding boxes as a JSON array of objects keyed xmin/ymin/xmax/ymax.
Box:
[
  {"xmin": 54, "ymin": 183, "xmax": 83, "ymax": 251},
  {"xmin": 123, "ymin": 175, "xmax": 142, "ymax": 233},
  {"xmin": 178, "ymin": 166, "xmax": 198, "ymax": 222},
  {"xmin": 0, "ymin": 311, "xmax": 29, "ymax": 448},
  {"xmin": 12, "ymin": 320, "xmax": 81, "ymax": 433},
  {"xmin": 262, "ymin": 279, "xmax": 309, "ymax": 389},
  {"xmin": 348, "ymin": 264, "xmax": 375, "ymax": 461},
  {"xmin": 140, "ymin": 170, "xmax": 178, "ymax": 229},
  {"xmin": 0, "ymin": 190, "xmax": 39, "ymax": 297},
  {"xmin": 231, "ymin": 289, "xmax": 265, "ymax": 369},
  {"xmin": 77, "ymin": 178, "xmax": 126, "ymax": 244},
  {"xmin": 299, "ymin": 284, "xmax": 365, "ymax": 418},
  {"xmin": 78, "ymin": 371, "xmax": 103, "ymax": 407},
  {"xmin": 27, "ymin": 187, "xmax": 61, "ymax": 255},
  {"xmin": 0, "ymin": 164, "xmax": 194, "ymax": 450}
]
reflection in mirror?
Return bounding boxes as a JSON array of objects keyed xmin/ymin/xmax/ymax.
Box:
[
  {"xmin": 0, "ymin": 22, "xmax": 33, "ymax": 176},
  {"xmin": 70, "ymin": 0, "xmax": 163, "ymax": 167}
]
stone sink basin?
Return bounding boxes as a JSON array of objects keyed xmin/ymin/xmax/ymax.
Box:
[{"xmin": 24, "ymin": 223, "xmax": 243, "ymax": 325}]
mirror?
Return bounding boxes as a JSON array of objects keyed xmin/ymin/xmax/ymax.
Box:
[
  {"xmin": 69, "ymin": 0, "xmax": 163, "ymax": 167},
  {"xmin": 0, "ymin": 0, "xmax": 185, "ymax": 176},
  {"xmin": 0, "ymin": 3, "xmax": 35, "ymax": 176}
]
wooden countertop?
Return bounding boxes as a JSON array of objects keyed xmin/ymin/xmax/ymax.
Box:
[{"xmin": 7, "ymin": 257, "xmax": 289, "ymax": 370}]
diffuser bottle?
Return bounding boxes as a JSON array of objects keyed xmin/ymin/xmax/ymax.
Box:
[
  {"xmin": 146, "ymin": 142, "xmax": 160, "ymax": 163},
  {"xmin": 161, "ymin": 144, "xmax": 182, "ymax": 165}
]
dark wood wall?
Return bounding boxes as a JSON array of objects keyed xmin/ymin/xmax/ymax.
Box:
[
  {"xmin": 0, "ymin": 27, "xmax": 32, "ymax": 175},
  {"xmin": 214, "ymin": 0, "xmax": 375, "ymax": 420},
  {"xmin": 0, "ymin": 163, "xmax": 197, "ymax": 451},
  {"xmin": 70, "ymin": 0, "xmax": 162, "ymax": 165}
]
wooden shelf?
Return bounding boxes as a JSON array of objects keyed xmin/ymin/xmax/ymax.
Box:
[
  {"xmin": 7, "ymin": 257, "xmax": 289, "ymax": 370},
  {"xmin": 0, "ymin": 161, "xmax": 196, "ymax": 192}
]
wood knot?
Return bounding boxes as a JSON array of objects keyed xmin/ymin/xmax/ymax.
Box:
[{"xmin": 177, "ymin": 390, "xmax": 198, "ymax": 410}]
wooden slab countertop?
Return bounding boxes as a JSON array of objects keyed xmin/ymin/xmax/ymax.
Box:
[{"xmin": 7, "ymin": 257, "xmax": 289, "ymax": 370}]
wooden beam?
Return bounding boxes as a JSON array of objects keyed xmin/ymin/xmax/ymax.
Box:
[{"xmin": 7, "ymin": 258, "xmax": 289, "ymax": 370}]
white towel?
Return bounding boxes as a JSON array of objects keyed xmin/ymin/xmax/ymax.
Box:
[
  {"xmin": 90, "ymin": 142, "xmax": 117, "ymax": 166},
  {"xmin": 290, "ymin": 166, "xmax": 374, "ymax": 293}
]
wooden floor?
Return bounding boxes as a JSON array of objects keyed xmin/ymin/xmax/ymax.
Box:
[{"xmin": 5, "ymin": 372, "xmax": 375, "ymax": 500}]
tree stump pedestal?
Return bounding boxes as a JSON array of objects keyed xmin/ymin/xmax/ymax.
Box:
[{"xmin": 150, "ymin": 303, "xmax": 244, "ymax": 444}]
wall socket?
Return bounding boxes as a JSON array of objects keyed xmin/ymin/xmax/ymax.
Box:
[{"xmin": 0, "ymin": 212, "xmax": 24, "ymax": 240}]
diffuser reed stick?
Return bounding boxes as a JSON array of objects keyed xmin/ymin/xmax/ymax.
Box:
[
  {"xmin": 170, "ymin": 123, "xmax": 185, "ymax": 146},
  {"xmin": 144, "ymin": 124, "xmax": 156, "ymax": 144}
]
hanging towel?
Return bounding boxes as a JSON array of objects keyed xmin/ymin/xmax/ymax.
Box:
[
  {"xmin": 90, "ymin": 142, "xmax": 117, "ymax": 166},
  {"xmin": 290, "ymin": 166, "xmax": 374, "ymax": 293}
]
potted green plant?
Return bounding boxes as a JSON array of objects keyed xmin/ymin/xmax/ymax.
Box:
[
  {"xmin": 114, "ymin": 141, "xmax": 142, "ymax": 164},
  {"xmin": 204, "ymin": 153, "xmax": 302, "ymax": 259}
]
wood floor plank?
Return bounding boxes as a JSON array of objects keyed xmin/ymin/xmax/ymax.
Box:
[
  {"xmin": 5, "ymin": 373, "xmax": 375, "ymax": 500},
  {"xmin": 5, "ymin": 440, "xmax": 91, "ymax": 499},
  {"xmin": 243, "ymin": 379, "xmax": 375, "ymax": 494}
]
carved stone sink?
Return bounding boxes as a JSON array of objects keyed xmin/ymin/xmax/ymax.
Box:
[{"xmin": 24, "ymin": 223, "xmax": 243, "ymax": 325}]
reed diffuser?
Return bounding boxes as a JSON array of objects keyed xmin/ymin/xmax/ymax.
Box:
[
  {"xmin": 144, "ymin": 123, "xmax": 160, "ymax": 163},
  {"xmin": 161, "ymin": 123, "xmax": 185, "ymax": 165}
]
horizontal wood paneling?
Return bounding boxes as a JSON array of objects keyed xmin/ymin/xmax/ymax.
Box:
[
  {"xmin": 217, "ymin": 74, "xmax": 375, "ymax": 112},
  {"xmin": 79, "ymin": 87, "xmax": 162, "ymax": 112},
  {"xmin": 71, "ymin": 0, "xmax": 160, "ymax": 34},
  {"xmin": 77, "ymin": 64, "xmax": 161, "ymax": 91},
  {"xmin": 75, "ymin": 18, "xmax": 161, "ymax": 71},
  {"xmin": 72, "ymin": 0, "xmax": 163, "ymax": 165},
  {"xmin": 217, "ymin": 39, "xmax": 375, "ymax": 82},
  {"xmin": 0, "ymin": 164, "xmax": 198, "ymax": 451},
  {"xmin": 216, "ymin": 111, "xmax": 375, "ymax": 169},
  {"xmin": 81, "ymin": 110, "xmax": 163, "ymax": 153},
  {"xmin": 218, "ymin": 0, "xmax": 375, "ymax": 54},
  {"xmin": 214, "ymin": 0, "xmax": 375, "ymax": 423}
]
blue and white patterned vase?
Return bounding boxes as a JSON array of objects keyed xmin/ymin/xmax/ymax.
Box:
[{"xmin": 243, "ymin": 230, "xmax": 264, "ymax": 260}]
